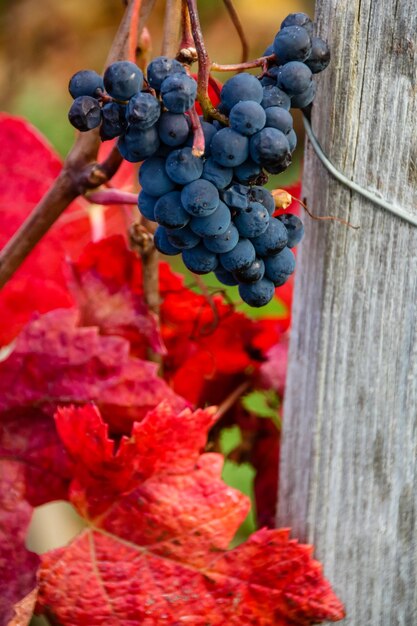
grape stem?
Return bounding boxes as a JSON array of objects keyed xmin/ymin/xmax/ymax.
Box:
[
  {"xmin": 222, "ymin": 0, "xmax": 249, "ymax": 64},
  {"xmin": 0, "ymin": 0, "xmax": 145, "ymax": 291},
  {"xmin": 211, "ymin": 54, "xmax": 275, "ymax": 73},
  {"xmin": 85, "ymin": 189, "xmax": 139, "ymax": 205},
  {"xmin": 188, "ymin": 105, "xmax": 205, "ymax": 157}
]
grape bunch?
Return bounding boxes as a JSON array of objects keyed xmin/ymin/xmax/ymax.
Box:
[{"xmin": 67, "ymin": 12, "xmax": 329, "ymax": 307}]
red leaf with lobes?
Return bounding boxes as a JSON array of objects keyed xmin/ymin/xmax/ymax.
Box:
[
  {"xmin": 0, "ymin": 308, "xmax": 187, "ymax": 434},
  {"xmin": 36, "ymin": 405, "xmax": 345, "ymax": 625}
]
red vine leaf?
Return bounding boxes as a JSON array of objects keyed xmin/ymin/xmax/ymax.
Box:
[
  {"xmin": 36, "ymin": 404, "xmax": 345, "ymax": 625},
  {"xmin": 0, "ymin": 308, "xmax": 187, "ymax": 434}
]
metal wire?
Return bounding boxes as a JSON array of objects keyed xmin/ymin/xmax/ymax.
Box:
[{"xmin": 303, "ymin": 115, "xmax": 417, "ymax": 228}]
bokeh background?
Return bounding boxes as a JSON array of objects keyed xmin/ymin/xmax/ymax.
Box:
[{"xmin": 0, "ymin": 1, "xmax": 314, "ymax": 622}]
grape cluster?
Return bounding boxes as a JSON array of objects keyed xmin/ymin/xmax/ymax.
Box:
[{"xmin": 67, "ymin": 12, "xmax": 329, "ymax": 307}]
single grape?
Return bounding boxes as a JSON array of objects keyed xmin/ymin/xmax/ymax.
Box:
[
  {"xmin": 290, "ymin": 81, "xmax": 316, "ymax": 108},
  {"xmin": 189, "ymin": 201, "xmax": 231, "ymax": 236},
  {"xmin": 305, "ymin": 37, "xmax": 331, "ymax": 73},
  {"xmin": 127, "ymin": 92, "xmax": 161, "ymax": 129},
  {"xmin": 210, "ymin": 128, "xmax": 249, "ymax": 167},
  {"xmin": 277, "ymin": 61, "xmax": 312, "ymax": 96},
  {"xmin": 277, "ymin": 213, "xmax": 305, "ymax": 247},
  {"xmin": 220, "ymin": 238, "xmax": 256, "ymax": 272},
  {"xmin": 201, "ymin": 158, "xmax": 233, "ymax": 190},
  {"xmin": 154, "ymin": 191, "xmax": 190, "ymax": 229},
  {"xmin": 249, "ymin": 127, "xmax": 291, "ymax": 168},
  {"xmin": 248, "ymin": 186, "xmax": 275, "ymax": 215},
  {"xmin": 214, "ymin": 267, "xmax": 239, "ymax": 286},
  {"xmin": 273, "ymin": 26, "xmax": 312, "ymax": 64},
  {"xmin": 234, "ymin": 159, "xmax": 262, "ymax": 184},
  {"xmin": 234, "ymin": 257, "xmax": 265, "ymax": 283},
  {"xmin": 181, "ymin": 179, "xmax": 219, "ymax": 216},
  {"xmin": 139, "ymin": 156, "xmax": 176, "ymax": 196},
  {"xmin": 154, "ymin": 225, "xmax": 181, "ymax": 255},
  {"xmin": 234, "ymin": 202, "xmax": 270, "ymax": 238},
  {"xmin": 280, "ymin": 12, "xmax": 314, "ymax": 36},
  {"xmin": 158, "ymin": 112, "xmax": 190, "ymax": 147},
  {"xmin": 238, "ymin": 277, "xmax": 275, "ymax": 307},
  {"xmin": 160, "ymin": 74, "xmax": 197, "ymax": 113},
  {"xmin": 100, "ymin": 102, "xmax": 127, "ymax": 140},
  {"xmin": 138, "ymin": 190, "xmax": 157, "ymax": 221},
  {"xmin": 68, "ymin": 70, "xmax": 104, "ymax": 99},
  {"xmin": 221, "ymin": 184, "xmax": 249, "ymax": 211},
  {"xmin": 220, "ymin": 73, "xmax": 263, "ymax": 112},
  {"xmin": 264, "ymin": 106, "xmax": 293, "ymax": 135},
  {"xmin": 167, "ymin": 225, "xmax": 200, "ymax": 249},
  {"xmin": 117, "ymin": 125, "xmax": 160, "ymax": 162},
  {"xmin": 147, "ymin": 56, "xmax": 186, "ymax": 90},
  {"xmin": 260, "ymin": 75, "xmax": 277, "ymax": 87},
  {"xmin": 103, "ymin": 61, "xmax": 143, "ymax": 100},
  {"xmin": 261, "ymin": 85, "xmax": 291, "ymax": 110},
  {"xmin": 165, "ymin": 147, "xmax": 204, "ymax": 184},
  {"xmin": 229, "ymin": 101, "xmax": 266, "ymax": 136},
  {"xmin": 287, "ymin": 129, "xmax": 297, "ymax": 152},
  {"xmin": 68, "ymin": 96, "xmax": 101, "ymax": 131},
  {"xmin": 182, "ymin": 244, "xmax": 219, "ymax": 274},
  {"xmin": 251, "ymin": 216, "xmax": 288, "ymax": 256},
  {"xmin": 204, "ymin": 223, "xmax": 239, "ymax": 253},
  {"xmin": 264, "ymin": 246, "xmax": 295, "ymax": 285},
  {"xmin": 263, "ymin": 44, "xmax": 275, "ymax": 56}
]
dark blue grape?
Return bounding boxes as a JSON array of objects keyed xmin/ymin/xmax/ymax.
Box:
[
  {"xmin": 220, "ymin": 238, "xmax": 256, "ymax": 272},
  {"xmin": 264, "ymin": 246, "xmax": 295, "ymax": 285},
  {"xmin": 182, "ymin": 244, "xmax": 218, "ymax": 274},
  {"xmin": 249, "ymin": 128, "xmax": 291, "ymax": 167},
  {"xmin": 263, "ymin": 44, "xmax": 275, "ymax": 56},
  {"xmin": 138, "ymin": 190, "xmax": 157, "ymax": 221},
  {"xmin": 103, "ymin": 61, "xmax": 143, "ymax": 100},
  {"xmin": 261, "ymin": 85, "xmax": 291, "ymax": 110},
  {"xmin": 305, "ymin": 37, "xmax": 331, "ymax": 73},
  {"xmin": 154, "ymin": 191, "xmax": 190, "ymax": 229},
  {"xmin": 234, "ymin": 201, "xmax": 270, "ymax": 238},
  {"xmin": 100, "ymin": 102, "xmax": 127, "ymax": 140},
  {"xmin": 214, "ymin": 267, "xmax": 239, "ymax": 286},
  {"xmin": 190, "ymin": 201, "xmax": 231, "ymax": 236},
  {"xmin": 127, "ymin": 92, "xmax": 160, "ymax": 129},
  {"xmin": 146, "ymin": 56, "xmax": 186, "ymax": 90},
  {"xmin": 117, "ymin": 125, "xmax": 160, "ymax": 162},
  {"xmin": 201, "ymin": 158, "xmax": 233, "ymax": 190},
  {"xmin": 229, "ymin": 101, "xmax": 266, "ymax": 136},
  {"xmin": 210, "ymin": 128, "xmax": 249, "ymax": 167},
  {"xmin": 273, "ymin": 26, "xmax": 312, "ymax": 63},
  {"xmin": 181, "ymin": 179, "xmax": 219, "ymax": 216},
  {"xmin": 68, "ymin": 96, "xmax": 101, "ymax": 131},
  {"xmin": 290, "ymin": 81, "xmax": 316, "ymax": 108},
  {"xmin": 186, "ymin": 120, "xmax": 217, "ymax": 157},
  {"xmin": 68, "ymin": 70, "xmax": 104, "ymax": 99},
  {"xmin": 220, "ymin": 73, "xmax": 263, "ymax": 112},
  {"xmin": 234, "ymin": 159, "xmax": 262, "ymax": 184},
  {"xmin": 158, "ymin": 112, "xmax": 190, "ymax": 146},
  {"xmin": 204, "ymin": 223, "xmax": 239, "ymax": 253},
  {"xmin": 277, "ymin": 61, "xmax": 312, "ymax": 96},
  {"xmin": 154, "ymin": 225, "xmax": 181, "ymax": 255},
  {"xmin": 280, "ymin": 12, "xmax": 314, "ymax": 36},
  {"xmin": 160, "ymin": 74, "xmax": 197, "ymax": 113},
  {"xmin": 165, "ymin": 147, "xmax": 203, "ymax": 184},
  {"xmin": 251, "ymin": 217, "xmax": 288, "ymax": 256},
  {"xmin": 248, "ymin": 186, "xmax": 275, "ymax": 215},
  {"xmin": 278, "ymin": 213, "xmax": 304, "ymax": 247},
  {"xmin": 221, "ymin": 184, "xmax": 249, "ymax": 211},
  {"xmin": 238, "ymin": 277, "xmax": 275, "ymax": 307},
  {"xmin": 259, "ymin": 75, "xmax": 276, "ymax": 87},
  {"xmin": 287, "ymin": 129, "xmax": 297, "ymax": 152},
  {"xmin": 167, "ymin": 225, "xmax": 200, "ymax": 249},
  {"xmin": 234, "ymin": 257, "xmax": 265, "ymax": 283},
  {"xmin": 264, "ymin": 106, "xmax": 293, "ymax": 135},
  {"xmin": 139, "ymin": 156, "xmax": 176, "ymax": 196}
]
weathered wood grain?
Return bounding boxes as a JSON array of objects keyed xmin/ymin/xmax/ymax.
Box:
[{"xmin": 277, "ymin": 1, "xmax": 417, "ymax": 624}]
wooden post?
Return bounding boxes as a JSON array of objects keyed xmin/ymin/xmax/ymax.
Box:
[{"xmin": 277, "ymin": 1, "xmax": 417, "ymax": 623}]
